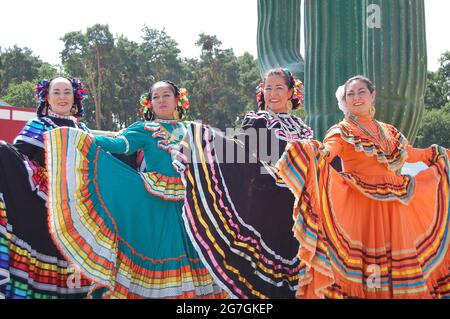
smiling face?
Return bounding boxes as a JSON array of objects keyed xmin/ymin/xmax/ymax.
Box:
[
  {"xmin": 344, "ymin": 80, "xmax": 376, "ymax": 117},
  {"xmin": 151, "ymin": 82, "xmax": 178, "ymax": 120},
  {"xmin": 47, "ymin": 77, "xmax": 74, "ymax": 116},
  {"xmin": 263, "ymin": 75, "xmax": 294, "ymax": 113}
]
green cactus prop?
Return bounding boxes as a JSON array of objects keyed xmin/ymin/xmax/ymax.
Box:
[
  {"xmin": 362, "ymin": 0, "xmax": 427, "ymax": 142},
  {"xmin": 304, "ymin": 0, "xmax": 366, "ymax": 139},
  {"xmin": 257, "ymin": 0, "xmax": 304, "ymax": 80}
]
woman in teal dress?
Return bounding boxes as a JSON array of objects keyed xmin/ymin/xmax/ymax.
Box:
[{"xmin": 45, "ymin": 81, "xmax": 227, "ymax": 299}]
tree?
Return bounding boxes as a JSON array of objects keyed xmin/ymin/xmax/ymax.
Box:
[
  {"xmin": 0, "ymin": 46, "xmax": 43, "ymax": 96},
  {"xmin": 415, "ymin": 102, "xmax": 450, "ymax": 148},
  {"xmin": 61, "ymin": 24, "xmax": 116, "ymax": 129},
  {"xmin": 113, "ymin": 36, "xmax": 149, "ymax": 128},
  {"xmin": 424, "ymin": 51, "xmax": 450, "ymax": 110},
  {"xmin": 140, "ymin": 26, "xmax": 184, "ymax": 83},
  {"xmin": 416, "ymin": 51, "xmax": 450, "ymax": 147},
  {"xmin": 1, "ymin": 81, "xmax": 35, "ymax": 107},
  {"xmin": 35, "ymin": 63, "xmax": 59, "ymax": 81},
  {"xmin": 183, "ymin": 34, "xmax": 260, "ymax": 130},
  {"xmin": 236, "ymin": 52, "xmax": 262, "ymax": 115}
]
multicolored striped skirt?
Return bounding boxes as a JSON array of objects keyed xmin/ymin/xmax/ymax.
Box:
[
  {"xmin": 44, "ymin": 127, "xmax": 227, "ymax": 299},
  {"xmin": 0, "ymin": 142, "xmax": 91, "ymax": 299},
  {"xmin": 174, "ymin": 123, "xmax": 301, "ymax": 299},
  {"xmin": 276, "ymin": 140, "xmax": 450, "ymax": 298}
]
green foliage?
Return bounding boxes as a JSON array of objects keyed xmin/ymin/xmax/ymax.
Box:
[
  {"xmin": 416, "ymin": 51, "xmax": 450, "ymax": 147},
  {"xmin": 61, "ymin": 24, "xmax": 117, "ymax": 129},
  {"xmin": 1, "ymin": 81, "xmax": 35, "ymax": 107},
  {"xmin": 0, "ymin": 46, "xmax": 43, "ymax": 96},
  {"xmin": 424, "ymin": 51, "xmax": 449, "ymax": 110},
  {"xmin": 0, "ymin": 27, "xmax": 263, "ymax": 131},
  {"xmin": 415, "ymin": 102, "xmax": 450, "ymax": 148},
  {"xmin": 35, "ymin": 63, "xmax": 59, "ymax": 81},
  {"xmin": 140, "ymin": 26, "xmax": 184, "ymax": 83},
  {"xmin": 183, "ymin": 34, "xmax": 261, "ymax": 130}
]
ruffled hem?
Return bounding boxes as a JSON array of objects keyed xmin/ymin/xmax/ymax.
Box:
[
  {"xmin": 0, "ymin": 193, "xmax": 92, "ymax": 299},
  {"xmin": 177, "ymin": 123, "xmax": 300, "ymax": 299},
  {"xmin": 340, "ymin": 172, "xmax": 415, "ymax": 204},
  {"xmin": 139, "ymin": 172, "xmax": 185, "ymax": 201},
  {"xmin": 45, "ymin": 127, "xmax": 226, "ymax": 299},
  {"xmin": 325, "ymin": 122, "xmax": 408, "ymax": 172},
  {"xmin": 0, "ymin": 195, "xmax": 11, "ymax": 296}
]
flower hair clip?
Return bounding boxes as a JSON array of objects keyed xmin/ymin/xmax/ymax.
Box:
[
  {"xmin": 255, "ymin": 82, "xmax": 264, "ymax": 107},
  {"xmin": 71, "ymin": 78, "xmax": 89, "ymax": 106},
  {"xmin": 177, "ymin": 88, "xmax": 190, "ymax": 110},
  {"xmin": 35, "ymin": 80, "xmax": 50, "ymax": 103},
  {"xmin": 139, "ymin": 93, "xmax": 152, "ymax": 115},
  {"xmin": 292, "ymin": 79, "xmax": 305, "ymax": 108}
]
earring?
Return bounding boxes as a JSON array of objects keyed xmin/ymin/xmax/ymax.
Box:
[
  {"xmin": 286, "ymin": 100, "xmax": 293, "ymax": 113},
  {"xmin": 71, "ymin": 105, "xmax": 77, "ymax": 115},
  {"xmin": 173, "ymin": 109, "xmax": 180, "ymax": 121}
]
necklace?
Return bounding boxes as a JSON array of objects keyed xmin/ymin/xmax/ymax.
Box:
[
  {"xmin": 348, "ymin": 115, "xmax": 391, "ymax": 154},
  {"xmin": 154, "ymin": 118, "xmax": 179, "ymax": 124},
  {"xmin": 157, "ymin": 122, "xmax": 187, "ymax": 143},
  {"xmin": 48, "ymin": 110, "xmax": 77, "ymax": 121}
]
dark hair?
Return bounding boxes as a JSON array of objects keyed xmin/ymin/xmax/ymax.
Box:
[
  {"xmin": 142, "ymin": 80, "xmax": 181, "ymax": 121},
  {"xmin": 257, "ymin": 68, "xmax": 302, "ymax": 110},
  {"xmin": 150, "ymin": 80, "xmax": 180, "ymax": 99},
  {"xmin": 344, "ymin": 75, "xmax": 375, "ymax": 97},
  {"xmin": 36, "ymin": 76, "xmax": 87, "ymax": 118}
]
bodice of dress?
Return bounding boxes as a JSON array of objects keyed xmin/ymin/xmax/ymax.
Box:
[
  {"xmin": 94, "ymin": 120, "xmax": 189, "ymax": 201},
  {"xmin": 238, "ymin": 111, "xmax": 313, "ymax": 188},
  {"xmin": 323, "ymin": 116, "xmax": 434, "ymax": 203},
  {"xmin": 95, "ymin": 120, "xmax": 187, "ymax": 177},
  {"xmin": 11, "ymin": 116, "xmax": 90, "ymax": 200},
  {"xmin": 324, "ymin": 116, "xmax": 432, "ymax": 175},
  {"xmin": 240, "ymin": 111, "xmax": 313, "ymax": 162}
]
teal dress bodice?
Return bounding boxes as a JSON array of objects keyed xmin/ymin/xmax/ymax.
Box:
[{"xmin": 95, "ymin": 120, "xmax": 187, "ymax": 177}]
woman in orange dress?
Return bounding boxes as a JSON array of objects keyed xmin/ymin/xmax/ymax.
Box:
[{"xmin": 276, "ymin": 75, "xmax": 450, "ymax": 299}]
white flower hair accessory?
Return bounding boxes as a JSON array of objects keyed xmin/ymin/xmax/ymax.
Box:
[{"xmin": 335, "ymin": 85, "xmax": 348, "ymax": 114}]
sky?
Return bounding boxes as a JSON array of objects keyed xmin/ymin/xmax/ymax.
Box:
[{"xmin": 0, "ymin": 0, "xmax": 448, "ymax": 71}]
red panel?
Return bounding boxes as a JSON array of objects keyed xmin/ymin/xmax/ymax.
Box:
[{"xmin": 0, "ymin": 106, "xmax": 35, "ymax": 143}]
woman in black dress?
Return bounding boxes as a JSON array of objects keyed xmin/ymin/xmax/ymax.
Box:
[
  {"xmin": 0, "ymin": 76, "xmax": 93, "ymax": 298},
  {"xmin": 176, "ymin": 68, "xmax": 313, "ymax": 298}
]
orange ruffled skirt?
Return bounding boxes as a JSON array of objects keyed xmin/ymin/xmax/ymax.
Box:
[{"xmin": 276, "ymin": 142, "xmax": 450, "ymax": 299}]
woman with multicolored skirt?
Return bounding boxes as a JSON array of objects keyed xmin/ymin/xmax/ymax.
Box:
[
  {"xmin": 175, "ymin": 68, "xmax": 314, "ymax": 298},
  {"xmin": 0, "ymin": 77, "xmax": 92, "ymax": 298},
  {"xmin": 45, "ymin": 80, "xmax": 227, "ymax": 299},
  {"xmin": 276, "ymin": 75, "xmax": 450, "ymax": 298}
]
